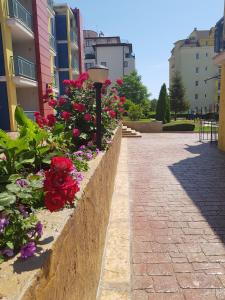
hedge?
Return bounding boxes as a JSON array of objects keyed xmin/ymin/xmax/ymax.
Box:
[{"xmin": 163, "ymin": 123, "xmax": 195, "ymax": 131}]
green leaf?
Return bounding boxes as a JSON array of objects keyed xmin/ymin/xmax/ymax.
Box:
[
  {"xmin": 6, "ymin": 241, "xmax": 14, "ymax": 250},
  {"xmin": 6, "ymin": 183, "xmax": 21, "ymax": 193},
  {"xmin": 0, "ymin": 192, "xmax": 16, "ymax": 207},
  {"xmin": 9, "ymin": 174, "xmax": 23, "ymax": 183},
  {"xmin": 52, "ymin": 123, "xmax": 65, "ymax": 135},
  {"xmin": 17, "ymin": 192, "xmax": 32, "ymax": 199},
  {"xmin": 0, "ymin": 255, "xmax": 4, "ymax": 264}
]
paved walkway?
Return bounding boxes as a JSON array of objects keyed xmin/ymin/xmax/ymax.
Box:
[{"xmin": 128, "ymin": 133, "xmax": 225, "ymax": 300}]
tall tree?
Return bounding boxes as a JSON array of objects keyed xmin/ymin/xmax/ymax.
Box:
[
  {"xmin": 156, "ymin": 83, "xmax": 170, "ymax": 124},
  {"xmin": 117, "ymin": 71, "xmax": 150, "ymax": 104},
  {"xmin": 169, "ymin": 73, "xmax": 189, "ymax": 120}
]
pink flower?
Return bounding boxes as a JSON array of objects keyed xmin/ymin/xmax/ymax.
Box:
[
  {"xmin": 71, "ymin": 80, "xmax": 82, "ymax": 89},
  {"xmin": 47, "ymin": 88, "xmax": 53, "ymax": 94},
  {"xmin": 61, "ymin": 111, "xmax": 71, "ymax": 121},
  {"xmin": 116, "ymin": 79, "xmax": 123, "ymax": 85},
  {"xmin": 120, "ymin": 96, "xmax": 126, "ymax": 104},
  {"xmin": 73, "ymin": 128, "xmax": 80, "ymax": 138},
  {"xmin": 79, "ymin": 72, "xmax": 89, "ymax": 83},
  {"xmin": 108, "ymin": 110, "xmax": 116, "ymax": 118},
  {"xmin": 59, "ymin": 97, "xmax": 67, "ymax": 106},
  {"xmin": 84, "ymin": 113, "xmax": 92, "ymax": 122},
  {"xmin": 48, "ymin": 99, "xmax": 57, "ymax": 107}
]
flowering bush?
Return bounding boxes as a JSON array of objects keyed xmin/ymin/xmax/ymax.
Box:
[{"xmin": 0, "ymin": 73, "xmax": 125, "ymax": 263}]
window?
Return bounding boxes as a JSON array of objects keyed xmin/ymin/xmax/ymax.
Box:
[
  {"xmin": 124, "ymin": 61, "xmax": 128, "ymax": 68},
  {"xmin": 196, "ymin": 53, "xmax": 199, "ymax": 59},
  {"xmin": 195, "ymin": 94, "xmax": 198, "ymax": 100},
  {"xmin": 86, "ymin": 40, "xmax": 93, "ymax": 47},
  {"xmin": 205, "ymin": 94, "xmax": 207, "ymax": 98},
  {"xmin": 196, "ymin": 67, "xmax": 199, "ymax": 73},
  {"xmin": 195, "ymin": 81, "xmax": 199, "ymax": 86},
  {"xmin": 101, "ymin": 62, "xmax": 107, "ymax": 66},
  {"xmin": 205, "ymin": 41, "xmax": 208, "ymax": 46},
  {"xmin": 206, "ymin": 52, "xmax": 208, "ymax": 57},
  {"xmin": 85, "ymin": 63, "xmax": 94, "ymax": 70},
  {"xmin": 205, "ymin": 66, "xmax": 208, "ymax": 71}
]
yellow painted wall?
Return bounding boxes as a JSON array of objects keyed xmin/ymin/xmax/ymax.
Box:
[
  {"xmin": 0, "ymin": 0, "xmax": 17, "ymax": 131},
  {"xmin": 218, "ymin": 64, "xmax": 225, "ymax": 151}
]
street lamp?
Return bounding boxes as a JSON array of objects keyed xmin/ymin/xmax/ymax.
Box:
[{"xmin": 87, "ymin": 65, "xmax": 109, "ymax": 150}]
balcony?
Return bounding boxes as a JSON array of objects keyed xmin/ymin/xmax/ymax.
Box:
[
  {"xmin": 125, "ymin": 53, "xmax": 135, "ymax": 59},
  {"xmin": 7, "ymin": 0, "xmax": 34, "ymax": 40},
  {"xmin": 49, "ymin": 33, "xmax": 56, "ymax": 54},
  {"xmin": 11, "ymin": 56, "xmax": 37, "ymax": 87},
  {"xmin": 70, "ymin": 31, "xmax": 78, "ymax": 49},
  {"xmin": 85, "ymin": 53, "xmax": 96, "ymax": 60},
  {"xmin": 47, "ymin": 0, "xmax": 54, "ymax": 13}
]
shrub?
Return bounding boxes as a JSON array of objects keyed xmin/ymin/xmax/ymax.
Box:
[
  {"xmin": 128, "ymin": 104, "xmax": 142, "ymax": 121},
  {"xmin": 163, "ymin": 123, "xmax": 195, "ymax": 131}
]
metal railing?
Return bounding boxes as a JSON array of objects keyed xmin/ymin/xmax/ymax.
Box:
[
  {"xmin": 49, "ymin": 33, "xmax": 56, "ymax": 52},
  {"xmin": 199, "ymin": 119, "xmax": 219, "ymax": 143},
  {"xmin": 71, "ymin": 58, "xmax": 79, "ymax": 72},
  {"xmin": 7, "ymin": 0, "xmax": 33, "ymax": 31},
  {"xmin": 47, "ymin": 0, "xmax": 54, "ymax": 11},
  {"xmin": 70, "ymin": 30, "xmax": 78, "ymax": 44},
  {"xmin": 51, "ymin": 72, "xmax": 59, "ymax": 88},
  {"xmin": 11, "ymin": 56, "xmax": 36, "ymax": 80}
]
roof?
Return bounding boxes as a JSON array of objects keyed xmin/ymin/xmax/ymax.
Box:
[
  {"xmin": 93, "ymin": 43, "xmax": 133, "ymax": 52},
  {"xmin": 195, "ymin": 30, "xmax": 210, "ymax": 39}
]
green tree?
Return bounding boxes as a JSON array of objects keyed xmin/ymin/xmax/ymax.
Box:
[
  {"xmin": 117, "ymin": 71, "xmax": 150, "ymax": 104},
  {"xmin": 150, "ymin": 99, "xmax": 158, "ymax": 112},
  {"xmin": 156, "ymin": 84, "xmax": 170, "ymax": 124},
  {"xmin": 169, "ymin": 73, "xmax": 189, "ymax": 120},
  {"xmin": 128, "ymin": 104, "xmax": 142, "ymax": 121}
]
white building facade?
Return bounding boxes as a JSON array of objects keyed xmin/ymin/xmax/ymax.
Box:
[
  {"xmin": 169, "ymin": 28, "xmax": 219, "ymax": 113},
  {"xmin": 84, "ymin": 30, "xmax": 135, "ymax": 82}
]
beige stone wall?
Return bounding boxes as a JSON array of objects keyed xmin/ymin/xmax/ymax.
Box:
[
  {"xmin": 0, "ymin": 126, "xmax": 122, "ymax": 300},
  {"xmin": 218, "ymin": 64, "xmax": 225, "ymax": 151},
  {"xmin": 123, "ymin": 121, "xmax": 163, "ymax": 133}
]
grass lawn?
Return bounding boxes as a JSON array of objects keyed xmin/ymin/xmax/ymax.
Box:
[{"xmin": 164, "ymin": 119, "xmax": 212, "ymax": 132}]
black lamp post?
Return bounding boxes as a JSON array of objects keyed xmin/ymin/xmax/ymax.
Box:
[{"xmin": 87, "ymin": 65, "xmax": 109, "ymax": 150}]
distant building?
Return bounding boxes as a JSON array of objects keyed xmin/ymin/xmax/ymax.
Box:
[
  {"xmin": 214, "ymin": 3, "xmax": 225, "ymax": 151},
  {"xmin": 169, "ymin": 28, "xmax": 219, "ymax": 113},
  {"xmin": 84, "ymin": 30, "xmax": 135, "ymax": 82}
]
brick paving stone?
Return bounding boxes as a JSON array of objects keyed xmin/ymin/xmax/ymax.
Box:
[{"xmin": 128, "ymin": 134, "xmax": 225, "ymax": 298}]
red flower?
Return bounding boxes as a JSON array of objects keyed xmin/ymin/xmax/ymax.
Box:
[
  {"xmin": 45, "ymin": 191, "xmax": 65, "ymax": 212},
  {"xmin": 51, "ymin": 157, "xmax": 74, "ymax": 174},
  {"xmin": 116, "ymin": 79, "xmax": 123, "ymax": 85},
  {"xmin": 48, "ymin": 99, "xmax": 57, "ymax": 107},
  {"xmin": 63, "ymin": 79, "xmax": 71, "ymax": 85},
  {"xmin": 34, "ymin": 112, "xmax": 40, "ymax": 117},
  {"xmin": 47, "ymin": 114, "xmax": 56, "ymax": 127},
  {"xmin": 47, "ymin": 88, "xmax": 53, "ymax": 94},
  {"xmin": 64, "ymin": 182, "xmax": 80, "ymax": 204},
  {"xmin": 119, "ymin": 108, "xmax": 125, "ymax": 114},
  {"xmin": 108, "ymin": 110, "xmax": 116, "ymax": 118},
  {"xmin": 61, "ymin": 111, "xmax": 71, "ymax": 121},
  {"xmin": 71, "ymin": 80, "xmax": 82, "ymax": 89},
  {"xmin": 73, "ymin": 128, "xmax": 80, "ymax": 138},
  {"xmin": 72, "ymin": 102, "xmax": 86, "ymax": 112},
  {"xmin": 79, "ymin": 72, "xmax": 89, "ymax": 83},
  {"xmin": 104, "ymin": 106, "xmax": 110, "ymax": 112},
  {"xmin": 59, "ymin": 97, "xmax": 67, "ymax": 106},
  {"xmin": 104, "ymin": 79, "xmax": 112, "ymax": 86},
  {"xmin": 120, "ymin": 96, "xmax": 126, "ymax": 104},
  {"xmin": 114, "ymin": 95, "xmax": 119, "ymax": 100},
  {"xmin": 84, "ymin": 113, "xmax": 92, "ymax": 122}
]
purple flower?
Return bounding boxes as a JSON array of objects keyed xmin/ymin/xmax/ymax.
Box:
[
  {"xmin": 79, "ymin": 145, "xmax": 86, "ymax": 150},
  {"xmin": 16, "ymin": 179, "xmax": 28, "ymax": 188},
  {"xmin": 35, "ymin": 222, "xmax": 43, "ymax": 238},
  {"xmin": 20, "ymin": 242, "xmax": 36, "ymax": 259},
  {"xmin": 18, "ymin": 204, "xmax": 29, "ymax": 218},
  {"xmin": 2, "ymin": 248, "xmax": 14, "ymax": 257},
  {"xmin": 87, "ymin": 141, "xmax": 94, "ymax": 147},
  {"xmin": 96, "ymin": 148, "xmax": 101, "ymax": 155},
  {"xmin": 86, "ymin": 152, "xmax": 93, "ymax": 160},
  {"xmin": 0, "ymin": 217, "xmax": 9, "ymax": 233},
  {"xmin": 74, "ymin": 150, "xmax": 83, "ymax": 156},
  {"xmin": 76, "ymin": 156, "xmax": 83, "ymax": 161},
  {"xmin": 75, "ymin": 172, "xmax": 84, "ymax": 183}
]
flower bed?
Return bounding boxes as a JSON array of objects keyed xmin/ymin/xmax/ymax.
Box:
[{"xmin": 0, "ymin": 73, "xmax": 126, "ymax": 263}]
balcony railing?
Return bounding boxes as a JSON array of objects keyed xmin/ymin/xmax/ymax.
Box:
[
  {"xmin": 11, "ymin": 56, "xmax": 36, "ymax": 80},
  {"xmin": 70, "ymin": 30, "xmax": 78, "ymax": 44},
  {"xmin": 85, "ymin": 53, "xmax": 95, "ymax": 59},
  {"xmin": 51, "ymin": 72, "xmax": 58, "ymax": 88},
  {"xmin": 49, "ymin": 33, "xmax": 56, "ymax": 52},
  {"xmin": 71, "ymin": 58, "xmax": 79, "ymax": 72},
  {"xmin": 7, "ymin": 0, "xmax": 33, "ymax": 31},
  {"xmin": 47, "ymin": 0, "xmax": 54, "ymax": 11}
]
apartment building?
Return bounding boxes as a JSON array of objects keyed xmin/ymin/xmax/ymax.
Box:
[
  {"xmin": 214, "ymin": 5, "xmax": 225, "ymax": 151},
  {"xmin": 169, "ymin": 28, "xmax": 219, "ymax": 113},
  {"xmin": 0, "ymin": 0, "xmax": 83, "ymax": 131},
  {"xmin": 84, "ymin": 30, "xmax": 135, "ymax": 82}
]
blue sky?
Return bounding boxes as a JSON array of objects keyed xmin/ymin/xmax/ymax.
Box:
[{"xmin": 55, "ymin": 0, "xmax": 224, "ymax": 98}]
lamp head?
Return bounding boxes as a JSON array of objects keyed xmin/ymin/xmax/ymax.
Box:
[{"xmin": 87, "ymin": 64, "xmax": 109, "ymax": 83}]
